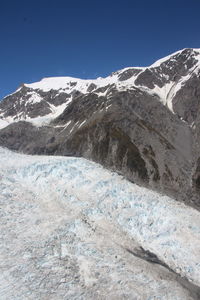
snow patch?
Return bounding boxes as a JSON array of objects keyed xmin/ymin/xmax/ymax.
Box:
[{"xmin": 26, "ymin": 92, "xmax": 43, "ymax": 104}]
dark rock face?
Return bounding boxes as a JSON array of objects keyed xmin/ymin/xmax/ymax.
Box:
[
  {"xmin": 0, "ymin": 121, "xmax": 60, "ymax": 154},
  {"xmin": 135, "ymin": 68, "xmax": 164, "ymax": 88},
  {"xmin": 0, "ymin": 86, "xmax": 72, "ymax": 120},
  {"xmin": 172, "ymin": 73, "xmax": 200, "ymax": 124},
  {"xmin": 118, "ymin": 68, "xmax": 142, "ymax": 81},
  {"xmin": 87, "ymin": 83, "xmax": 97, "ymax": 92},
  {"xmin": 193, "ymin": 158, "xmax": 200, "ymax": 191},
  {"xmin": 0, "ymin": 88, "xmax": 195, "ymax": 206},
  {"xmin": 0, "ymin": 48, "xmax": 200, "ymax": 209},
  {"xmin": 135, "ymin": 48, "xmax": 199, "ymax": 90}
]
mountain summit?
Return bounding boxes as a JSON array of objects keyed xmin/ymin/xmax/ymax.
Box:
[{"xmin": 0, "ymin": 48, "xmax": 200, "ymax": 208}]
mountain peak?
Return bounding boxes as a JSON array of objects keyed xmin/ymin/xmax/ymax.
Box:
[
  {"xmin": 150, "ymin": 48, "xmax": 200, "ymax": 68},
  {"xmin": 1, "ymin": 48, "xmax": 200, "ymax": 129}
]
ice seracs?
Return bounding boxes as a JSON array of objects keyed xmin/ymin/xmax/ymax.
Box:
[{"xmin": 1, "ymin": 146, "xmax": 200, "ymax": 299}]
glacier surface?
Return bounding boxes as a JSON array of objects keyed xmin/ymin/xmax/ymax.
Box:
[{"xmin": 0, "ymin": 147, "xmax": 200, "ymax": 299}]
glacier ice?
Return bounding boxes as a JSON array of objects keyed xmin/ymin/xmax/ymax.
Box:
[{"xmin": 0, "ymin": 147, "xmax": 200, "ymax": 299}]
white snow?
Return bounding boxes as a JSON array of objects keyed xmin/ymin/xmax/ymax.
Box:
[
  {"xmin": 105, "ymin": 104, "xmax": 112, "ymax": 111},
  {"xmin": 0, "ymin": 118, "xmax": 12, "ymax": 129},
  {"xmin": 26, "ymin": 92, "xmax": 43, "ymax": 104},
  {"xmin": 78, "ymin": 120, "xmax": 86, "ymax": 128},
  {"xmin": 24, "ymin": 76, "xmax": 121, "ymax": 94}
]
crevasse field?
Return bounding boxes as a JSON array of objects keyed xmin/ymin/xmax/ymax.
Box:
[{"xmin": 1, "ymin": 147, "xmax": 200, "ymax": 299}]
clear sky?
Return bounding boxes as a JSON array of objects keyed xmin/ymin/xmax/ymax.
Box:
[{"xmin": 0, "ymin": 0, "xmax": 200, "ymax": 99}]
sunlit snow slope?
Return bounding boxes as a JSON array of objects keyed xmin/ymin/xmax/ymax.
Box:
[
  {"xmin": 1, "ymin": 48, "xmax": 200, "ymax": 129},
  {"xmin": 1, "ymin": 147, "xmax": 200, "ymax": 299}
]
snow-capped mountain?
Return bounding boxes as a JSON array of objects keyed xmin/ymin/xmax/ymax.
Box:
[
  {"xmin": 1, "ymin": 146, "xmax": 200, "ymax": 299},
  {"xmin": 1, "ymin": 48, "xmax": 200, "ymax": 127},
  {"xmin": 1, "ymin": 49, "xmax": 200, "ymax": 298},
  {"xmin": 0, "ymin": 48, "xmax": 200, "ymax": 208}
]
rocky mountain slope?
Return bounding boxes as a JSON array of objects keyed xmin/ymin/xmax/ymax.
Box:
[{"xmin": 0, "ymin": 48, "xmax": 200, "ymax": 208}]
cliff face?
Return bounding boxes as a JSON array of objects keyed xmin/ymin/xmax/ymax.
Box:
[{"xmin": 0, "ymin": 48, "xmax": 200, "ymax": 208}]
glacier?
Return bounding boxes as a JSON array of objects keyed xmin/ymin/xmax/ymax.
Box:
[{"xmin": 1, "ymin": 147, "xmax": 200, "ymax": 299}]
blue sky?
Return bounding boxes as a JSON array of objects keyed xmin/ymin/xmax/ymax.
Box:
[{"xmin": 0, "ymin": 0, "xmax": 200, "ymax": 99}]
